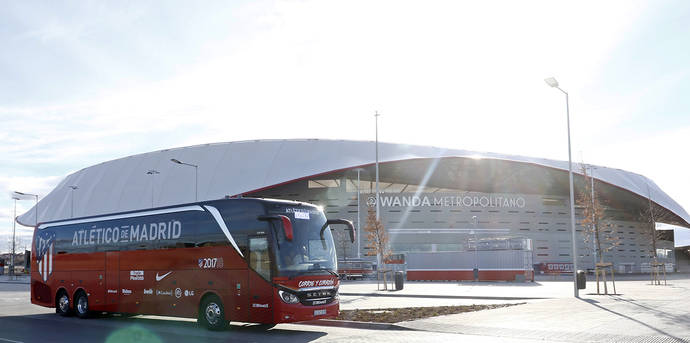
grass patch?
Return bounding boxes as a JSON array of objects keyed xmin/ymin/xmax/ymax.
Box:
[{"xmin": 336, "ymin": 303, "xmax": 523, "ymax": 323}]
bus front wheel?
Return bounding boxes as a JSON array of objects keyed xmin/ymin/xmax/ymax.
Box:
[
  {"xmin": 199, "ymin": 295, "xmax": 227, "ymax": 330},
  {"xmin": 56, "ymin": 290, "xmax": 73, "ymax": 316},
  {"xmin": 74, "ymin": 291, "xmax": 90, "ymax": 319}
]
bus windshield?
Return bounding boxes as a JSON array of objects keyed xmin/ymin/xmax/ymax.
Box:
[{"xmin": 270, "ymin": 207, "xmax": 337, "ymax": 277}]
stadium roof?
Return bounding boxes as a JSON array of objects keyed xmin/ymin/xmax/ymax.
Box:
[{"xmin": 17, "ymin": 139, "xmax": 690, "ymax": 228}]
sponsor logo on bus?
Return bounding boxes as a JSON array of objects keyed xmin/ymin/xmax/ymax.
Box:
[
  {"xmin": 130, "ymin": 270, "xmax": 144, "ymax": 280},
  {"xmin": 252, "ymin": 303, "xmax": 269, "ymax": 308},
  {"xmin": 184, "ymin": 290, "xmax": 195, "ymax": 297},
  {"xmin": 298, "ymin": 279, "xmax": 335, "ymax": 288},
  {"xmin": 199, "ymin": 257, "xmax": 223, "ymax": 269},
  {"xmin": 156, "ymin": 289, "xmax": 172, "ymax": 296},
  {"xmin": 107, "ymin": 289, "xmax": 117, "ymax": 294},
  {"xmin": 143, "ymin": 289, "xmax": 153, "ymax": 295},
  {"xmin": 122, "ymin": 289, "xmax": 132, "ymax": 295},
  {"xmin": 294, "ymin": 211, "xmax": 310, "ymax": 220},
  {"xmin": 155, "ymin": 271, "xmax": 172, "ymax": 281},
  {"xmin": 175, "ymin": 288, "xmax": 182, "ymax": 298}
]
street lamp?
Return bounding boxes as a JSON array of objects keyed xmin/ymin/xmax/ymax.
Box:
[
  {"xmin": 545, "ymin": 76, "xmax": 579, "ymax": 297},
  {"xmin": 472, "ymin": 215, "xmax": 479, "ymax": 281},
  {"xmin": 146, "ymin": 170, "xmax": 160, "ymax": 208},
  {"xmin": 374, "ymin": 111, "xmax": 381, "ymax": 221},
  {"xmin": 10, "ymin": 195, "xmax": 19, "ymax": 277},
  {"xmin": 68, "ymin": 186, "xmax": 78, "ymax": 218},
  {"xmin": 354, "ymin": 168, "xmax": 365, "ymax": 258},
  {"xmin": 11, "ymin": 191, "xmax": 38, "ymax": 278},
  {"xmin": 13, "ymin": 191, "xmax": 38, "ymax": 227},
  {"xmin": 170, "ymin": 158, "xmax": 198, "ymax": 202}
]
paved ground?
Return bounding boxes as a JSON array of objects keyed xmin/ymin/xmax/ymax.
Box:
[
  {"xmin": 338, "ymin": 278, "xmax": 558, "ymax": 309},
  {"xmin": 2, "ymin": 274, "xmax": 689, "ymax": 342}
]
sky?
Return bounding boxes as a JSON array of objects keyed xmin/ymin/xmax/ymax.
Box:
[{"xmin": 1, "ymin": 0, "xmax": 690, "ymax": 251}]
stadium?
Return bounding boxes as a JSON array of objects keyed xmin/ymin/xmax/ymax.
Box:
[{"xmin": 18, "ymin": 139, "xmax": 690, "ymax": 280}]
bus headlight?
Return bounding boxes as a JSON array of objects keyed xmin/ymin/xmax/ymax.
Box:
[{"xmin": 278, "ymin": 290, "xmax": 300, "ymax": 304}]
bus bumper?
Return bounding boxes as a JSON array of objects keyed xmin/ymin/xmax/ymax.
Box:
[{"xmin": 275, "ymin": 299, "xmax": 339, "ymax": 323}]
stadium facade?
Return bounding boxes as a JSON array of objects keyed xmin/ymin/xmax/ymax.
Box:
[{"xmin": 19, "ymin": 139, "xmax": 690, "ymax": 279}]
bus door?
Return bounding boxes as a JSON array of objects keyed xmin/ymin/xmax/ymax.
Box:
[
  {"xmin": 105, "ymin": 251, "xmax": 119, "ymax": 311},
  {"xmin": 248, "ymin": 236, "xmax": 274, "ymax": 323}
]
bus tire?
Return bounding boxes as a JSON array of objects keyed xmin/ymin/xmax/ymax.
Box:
[
  {"xmin": 199, "ymin": 295, "xmax": 227, "ymax": 330},
  {"xmin": 74, "ymin": 291, "xmax": 90, "ymax": 319},
  {"xmin": 56, "ymin": 290, "xmax": 73, "ymax": 316}
]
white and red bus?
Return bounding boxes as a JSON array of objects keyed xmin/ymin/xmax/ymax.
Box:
[{"xmin": 31, "ymin": 198, "xmax": 354, "ymax": 329}]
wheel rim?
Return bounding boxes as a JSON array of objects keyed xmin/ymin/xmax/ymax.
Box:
[
  {"xmin": 77, "ymin": 295, "xmax": 88, "ymax": 314},
  {"xmin": 205, "ymin": 302, "xmax": 221, "ymax": 325},
  {"xmin": 58, "ymin": 294, "xmax": 69, "ymax": 313}
]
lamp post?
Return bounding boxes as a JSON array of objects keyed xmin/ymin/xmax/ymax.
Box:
[
  {"xmin": 355, "ymin": 168, "xmax": 365, "ymax": 259},
  {"xmin": 10, "ymin": 195, "xmax": 19, "ymax": 277},
  {"xmin": 11, "ymin": 191, "xmax": 38, "ymax": 278},
  {"xmin": 68, "ymin": 186, "xmax": 78, "ymax": 218},
  {"xmin": 375, "ymin": 111, "xmax": 381, "ymax": 221},
  {"xmin": 545, "ymin": 76, "xmax": 579, "ymax": 297},
  {"xmin": 170, "ymin": 159, "xmax": 198, "ymax": 202},
  {"xmin": 146, "ymin": 170, "xmax": 160, "ymax": 208},
  {"xmin": 13, "ymin": 191, "xmax": 38, "ymax": 227},
  {"xmin": 472, "ymin": 215, "xmax": 479, "ymax": 281}
]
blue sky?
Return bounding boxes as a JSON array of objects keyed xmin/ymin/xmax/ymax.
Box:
[{"xmin": 2, "ymin": 0, "xmax": 690, "ymax": 250}]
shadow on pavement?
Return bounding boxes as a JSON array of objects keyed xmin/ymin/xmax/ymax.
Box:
[
  {"xmin": 0, "ymin": 312, "xmax": 328, "ymax": 343},
  {"xmin": 579, "ymin": 298, "xmax": 688, "ymax": 343},
  {"xmin": 611, "ymin": 296, "xmax": 690, "ymax": 330}
]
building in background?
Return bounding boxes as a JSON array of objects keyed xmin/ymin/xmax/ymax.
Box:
[{"xmin": 18, "ymin": 140, "xmax": 690, "ymax": 279}]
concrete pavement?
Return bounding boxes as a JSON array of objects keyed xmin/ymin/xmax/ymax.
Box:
[
  {"xmin": 380, "ymin": 277, "xmax": 690, "ymax": 342},
  {"xmin": 0, "ymin": 274, "xmax": 30, "ymax": 284}
]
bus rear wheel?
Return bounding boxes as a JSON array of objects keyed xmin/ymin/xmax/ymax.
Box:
[
  {"xmin": 74, "ymin": 291, "xmax": 90, "ymax": 319},
  {"xmin": 199, "ymin": 295, "xmax": 227, "ymax": 330},
  {"xmin": 56, "ymin": 290, "xmax": 73, "ymax": 316}
]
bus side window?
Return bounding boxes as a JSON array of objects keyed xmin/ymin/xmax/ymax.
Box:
[
  {"xmin": 196, "ymin": 215, "xmax": 229, "ymax": 248},
  {"xmin": 249, "ymin": 237, "xmax": 271, "ymax": 280}
]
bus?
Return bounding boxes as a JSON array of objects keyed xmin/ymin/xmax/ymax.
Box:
[{"xmin": 30, "ymin": 198, "xmax": 354, "ymax": 330}]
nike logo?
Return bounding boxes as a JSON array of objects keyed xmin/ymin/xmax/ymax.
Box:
[{"xmin": 156, "ymin": 271, "xmax": 172, "ymax": 282}]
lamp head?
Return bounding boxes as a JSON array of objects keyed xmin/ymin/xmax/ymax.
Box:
[
  {"xmin": 544, "ymin": 77, "xmax": 559, "ymax": 88},
  {"xmin": 170, "ymin": 158, "xmax": 182, "ymax": 164}
]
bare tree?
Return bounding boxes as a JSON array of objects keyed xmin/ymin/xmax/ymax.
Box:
[
  {"xmin": 577, "ymin": 166, "xmax": 620, "ymax": 264},
  {"xmin": 639, "ymin": 193, "xmax": 666, "ymax": 262},
  {"xmin": 364, "ymin": 207, "xmax": 391, "ymax": 289}
]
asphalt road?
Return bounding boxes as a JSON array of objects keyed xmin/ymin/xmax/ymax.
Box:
[{"xmin": 1, "ymin": 282, "xmax": 537, "ymax": 343}]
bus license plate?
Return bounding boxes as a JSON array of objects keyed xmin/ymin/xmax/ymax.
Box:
[{"xmin": 314, "ymin": 309, "xmax": 326, "ymax": 316}]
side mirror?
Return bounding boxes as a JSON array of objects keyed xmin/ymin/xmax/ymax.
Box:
[
  {"xmin": 257, "ymin": 215, "xmax": 294, "ymax": 241},
  {"xmin": 320, "ymin": 219, "xmax": 356, "ymax": 243}
]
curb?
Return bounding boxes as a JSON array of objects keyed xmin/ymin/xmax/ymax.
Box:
[
  {"xmin": 296, "ymin": 319, "xmax": 417, "ymax": 331},
  {"xmin": 339, "ymin": 292, "xmax": 549, "ymax": 301}
]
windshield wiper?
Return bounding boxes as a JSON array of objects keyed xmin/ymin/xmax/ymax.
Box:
[{"xmin": 305, "ymin": 268, "xmax": 339, "ymax": 278}]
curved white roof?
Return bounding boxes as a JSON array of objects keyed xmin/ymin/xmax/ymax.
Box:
[{"xmin": 18, "ymin": 139, "xmax": 690, "ymax": 227}]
